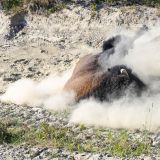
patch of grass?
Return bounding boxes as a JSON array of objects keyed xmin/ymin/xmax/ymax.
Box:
[
  {"xmin": 33, "ymin": 125, "xmax": 154, "ymax": 157},
  {"xmin": 0, "ymin": 118, "xmax": 29, "ymax": 144},
  {"xmin": 35, "ymin": 123, "xmax": 84, "ymax": 152},
  {"xmin": 0, "ymin": 118, "xmax": 154, "ymax": 158},
  {"xmin": 1, "ymin": 0, "xmax": 21, "ymax": 11},
  {"xmin": 107, "ymin": 129, "xmax": 151, "ymax": 157},
  {"xmin": 1, "ymin": 0, "xmax": 68, "ymax": 14},
  {"xmin": 93, "ymin": 0, "xmax": 160, "ymax": 7},
  {"xmin": 0, "ymin": 121, "xmax": 11, "ymax": 143},
  {"xmin": 1, "ymin": 0, "xmax": 160, "ymax": 14},
  {"xmin": 1, "ymin": 0, "xmax": 24, "ymax": 13},
  {"xmin": 90, "ymin": 2, "xmax": 97, "ymax": 18},
  {"xmin": 79, "ymin": 124, "xmax": 87, "ymax": 131},
  {"xmin": 51, "ymin": 108, "xmax": 71, "ymax": 118},
  {"xmin": 91, "ymin": 2, "xmax": 97, "ymax": 11}
]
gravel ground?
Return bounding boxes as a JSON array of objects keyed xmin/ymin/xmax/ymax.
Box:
[
  {"xmin": 0, "ymin": 4, "xmax": 160, "ymax": 160},
  {"xmin": 0, "ymin": 102, "xmax": 160, "ymax": 160}
]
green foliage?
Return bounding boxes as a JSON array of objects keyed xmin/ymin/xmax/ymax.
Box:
[
  {"xmin": 91, "ymin": 2, "xmax": 97, "ymax": 11},
  {"xmin": 1, "ymin": 0, "xmax": 68, "ymax": 14},
  {"xmin": 26, "ymin": 123, "xmax": 153, "ymax": 157},
  {"xmin": 2, "ymin": 0, "xmax": 21, "ymax": 10},
  {"xmin": 0, "ymin": 121, "xmax": 10, "ymax": 143},
  {"xmin": 107, "ymin": 129, "xmax": 151, "ymax": 157},
  {"xmin": 35, "ymin": 123, "xmax": 83, "ymax": 152},
  {"xmin": 79, "ymin": 124, "xmax": 87, "ymax": 131},
  {"xmin": 0, "ymin": 119, "xmax": 154, "ymax": 157},
  {"xmin": 93, "ymin": 0, "xmax": 160, "ymax": 6},
  {"xmin": 0, "ymin": 119, "xmax": 27, "ymax": 144},
  {"xmin": 1, "ymin": 0, "xmax": 160, "ymax": 14}
]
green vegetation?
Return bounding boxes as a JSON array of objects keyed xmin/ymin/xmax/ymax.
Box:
[
  {"xmin": 0, "ymin": 118, "xmax": 27, "ymax": 144},
  {"xmin": 0, "ymin": 118, "xmax": 155, "ymax": 158},
  {"xmin": 107, "ymin": 129, "xmax": 151, "ymax": 157},
  {"xmin": 52, "ymin": 109, "xmax": 71, "ymax": 118},
  {"xmin": 1, "ymin": 0, "xmax": 68, "ymax": 14},
  {"xmin": 2, "ymin": 0, "xmax": 21, "ymax": 11},
  {"xmin": 1, "ymin": 0, "xmax": 160, "ymax": 14},
  {"xmin": 95, "ymin": 0, "xmax": 160, "ymax": 6}
]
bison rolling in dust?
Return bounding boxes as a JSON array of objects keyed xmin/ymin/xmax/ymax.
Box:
[{"xmin": 64, "ymin": 28, "xmax": 147, "ymax": 102}]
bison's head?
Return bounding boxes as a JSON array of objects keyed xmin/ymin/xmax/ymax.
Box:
[{"xmin": 105, "ymin": 65, "xmax": 146, "ymax": 100}]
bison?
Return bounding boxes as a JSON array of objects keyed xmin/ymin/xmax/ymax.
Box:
[{"xmin": 64, "ymin": 27, "xmax": 147, "ymax": 102}]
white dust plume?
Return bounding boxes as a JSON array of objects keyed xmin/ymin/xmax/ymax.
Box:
[{"xmin": 0, "ymin": 70, "xmax": 75, "ymax": 111}]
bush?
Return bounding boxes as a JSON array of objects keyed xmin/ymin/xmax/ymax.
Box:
[
  {"xmin": 0, "ymin": 119, "xmax": 27, "ymax": 144},
  {"xmin": 0, "ymin": 122, "xmax": 10, "ymax": 143},
  {"xmin": 1, "ymin": 0, "xmax": 160, "ymax": 14},
  {"xmin": 2, "ymin": 0, "xmax": 22, "ymax": 11},
  {"xmin": 1, "ymin": 0, "xmax": 70, "ymax": 14}
]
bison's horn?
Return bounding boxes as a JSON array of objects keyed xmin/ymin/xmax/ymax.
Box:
[{"xmin": 120, "ymin": 68, "xmax": 129, "ymax": 77}]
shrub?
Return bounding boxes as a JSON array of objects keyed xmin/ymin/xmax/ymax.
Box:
[
  {"xmin": 2, "ymin": 0, "xmax": 22, "ymax": 11},
  {"xmin": 1, "ymin": 0, "xmax": 160, "ymax": 14}
]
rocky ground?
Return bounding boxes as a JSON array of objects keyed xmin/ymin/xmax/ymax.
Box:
[{"xmin": 1, "ymin": 3, "xmax": 160, "ymax": 160}]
